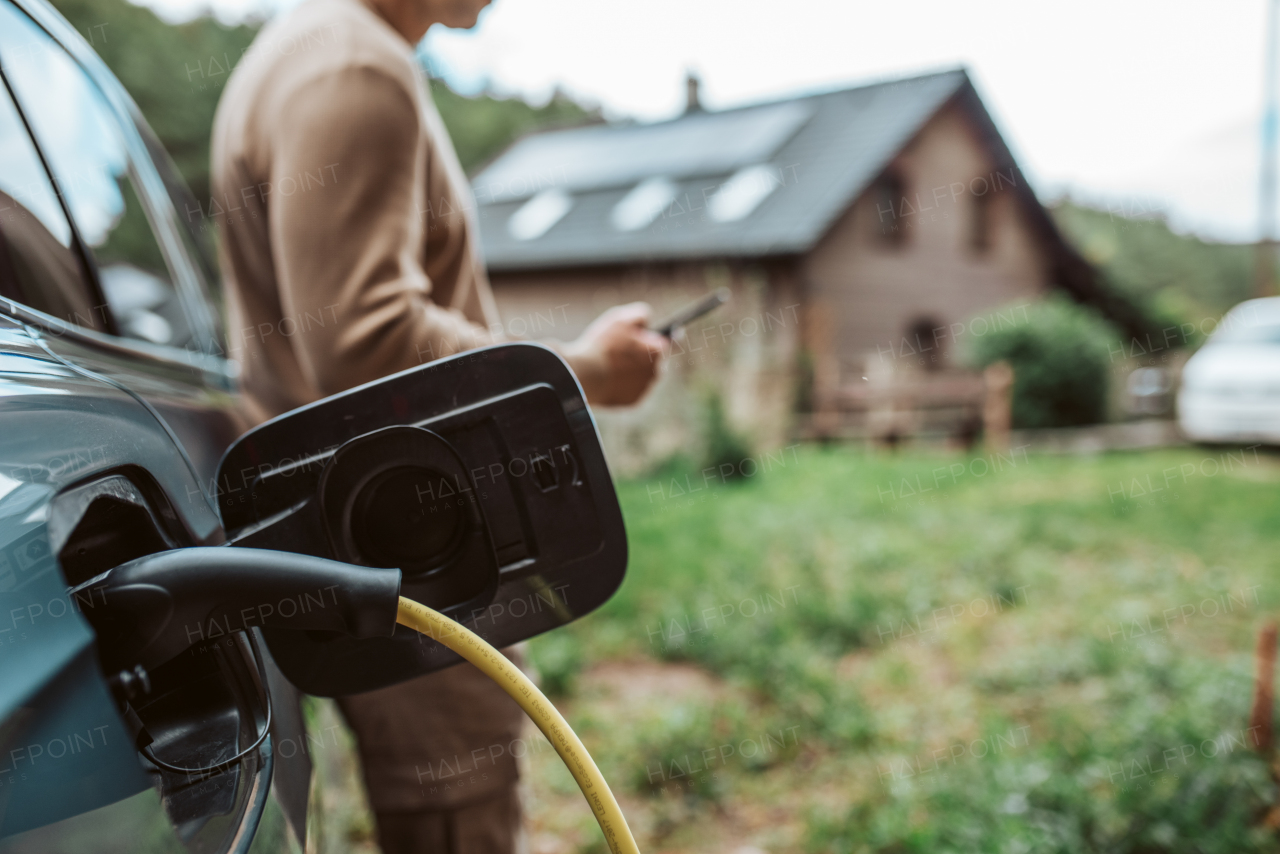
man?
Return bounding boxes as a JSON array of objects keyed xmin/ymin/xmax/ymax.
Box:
[{"xmin": 210, "ymin": 0, "xmax": 665, "ymax": 850}]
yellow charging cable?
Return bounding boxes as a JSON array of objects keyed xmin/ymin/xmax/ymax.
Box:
[{"xmin": 395, "ymin": 597, "xmax": 641, "ymax": 854}]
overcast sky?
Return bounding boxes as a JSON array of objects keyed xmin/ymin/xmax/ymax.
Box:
[{"xmin": 144, "ymin": 0, "xmax": 1270, "ymax": 243}]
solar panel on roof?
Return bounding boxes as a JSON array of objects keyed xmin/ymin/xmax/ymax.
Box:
[
  {"xmin": 474, "ymin": 101, "xmax": 815, "ymax": 204},
  {"xmin": 471, "ymin": 69, "xmax": 978, "ymax": 269},
  {"xmin": 709, "ymin": 165, "xmax": 782, "ymax": 223},
  {"xmin": 507, "ymin": 189, "xmax": 573, "ymax": 241},
  {"xmin": 611, "ymin": 177, "xmax": 679, "ymax": 232}
]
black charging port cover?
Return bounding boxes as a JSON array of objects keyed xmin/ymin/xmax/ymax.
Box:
[{"xmin": 214, "ymin": 343, "xmax": 628, "ymax": 697}]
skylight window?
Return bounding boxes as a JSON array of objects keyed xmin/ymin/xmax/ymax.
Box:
[
  {"xmin": 508, "ymin": 189, "xmax": 573, "ymax": 241},
  {"xmin": 611, "ymin": 177, "xmax": 679, "ymax": 232},
  {"xmin": 708, "ymin": 165, "xmax": 782, "ymax": 223}
]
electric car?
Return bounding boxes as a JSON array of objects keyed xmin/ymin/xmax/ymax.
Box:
[
  {"xmin": 0, "ymin": 0, "xmax": 627, "ymax": 850},
  {"xmin": 1178, "ymin": 297, "xmax": 1280, "ymax": 444},
  {"xmin": 0, "ymin": 0, "xmax": 317, "ymax": 847}
]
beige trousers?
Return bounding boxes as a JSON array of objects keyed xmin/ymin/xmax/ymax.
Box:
[{"xmin": 337, "ymin": 647, "xmax": 529, "ymax": 853}]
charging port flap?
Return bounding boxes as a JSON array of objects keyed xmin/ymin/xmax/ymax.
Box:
[{"xmin": 214, "ymin": 343, "xmax": 628, "ymax": 696}]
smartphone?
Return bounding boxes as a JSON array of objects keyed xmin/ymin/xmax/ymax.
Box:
[{"xmin": 652, "ymin": 288, "xmax": 731, "ymax": 337}]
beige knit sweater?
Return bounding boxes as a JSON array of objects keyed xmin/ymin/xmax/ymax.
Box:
[{"xmin": 212, "ymin": 0, "xmax": 499, "ymax": 422}]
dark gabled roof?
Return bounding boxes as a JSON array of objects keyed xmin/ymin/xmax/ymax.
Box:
[
  {"xmin": 471, "ymin": 67, "xmax": 1157, "ymax": 340},
  {"xmin": 473, "ymin": 68, "xmax": 970, "ymax": 271}
]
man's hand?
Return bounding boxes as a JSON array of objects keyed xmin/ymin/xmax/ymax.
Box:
[{"xmin": 563, "ymin": 303, "xmax": 667, "ymax": 407}]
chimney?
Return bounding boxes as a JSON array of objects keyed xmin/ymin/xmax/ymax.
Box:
[{"xmin": 685, "ymin": 71, "xmax": 701, "ymax": 113}]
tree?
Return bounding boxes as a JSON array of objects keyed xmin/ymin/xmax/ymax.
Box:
[
  {"xmin": 51, "ymin": 0, "xmax": 258, "ymax": 211},
  {"xmin": 50, "ymin": 0, "xmax": 600, "ymax": 207}
]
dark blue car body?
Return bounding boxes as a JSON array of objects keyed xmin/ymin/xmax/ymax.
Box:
[{"xmin": 0, "ymin": 0, "xmax": 311, "ymax": 848}]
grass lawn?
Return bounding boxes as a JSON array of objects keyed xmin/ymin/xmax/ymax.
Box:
[{"xmin": 521, "ymin": 444, "xmax": 1280, "ymax": 854}]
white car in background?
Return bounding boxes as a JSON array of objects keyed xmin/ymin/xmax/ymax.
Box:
[{"xmin": 1178, "ymin": 297, "xmax": 1280, "ymax": 443}]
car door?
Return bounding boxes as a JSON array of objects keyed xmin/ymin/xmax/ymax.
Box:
[
  {"xmin": 0, "ymin": 3, "xmax": 303, "ymax": 851},
  {"xmin": 0, "ymin": 316, "xmax": 239, "ymax": 854}
]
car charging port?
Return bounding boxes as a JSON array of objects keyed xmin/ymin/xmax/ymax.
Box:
[{"xmin": 70, "ymin": 547, "xmax": 401, "ymax": 781}]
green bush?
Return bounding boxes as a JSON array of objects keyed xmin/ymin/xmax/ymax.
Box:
[
  {"xmin": 968, "ymin": 297, "xmax": 1117, "ymax": 429},
  {"xmin": 702, "ymin": 392, "xmax": 754, "ymax": 477}
]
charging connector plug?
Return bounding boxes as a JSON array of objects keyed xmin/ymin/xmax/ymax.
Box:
[{"xmin": 71, "ymin": 547, "xmax": 401, "ymax": 673}]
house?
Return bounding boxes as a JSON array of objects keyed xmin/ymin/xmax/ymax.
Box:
[{"xmin": 472, "ymin": 68, "xmax": 1138, "ymax": 472}]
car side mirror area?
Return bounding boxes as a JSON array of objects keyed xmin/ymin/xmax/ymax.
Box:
[{"xmin": 214, "ymin": 343, "xmax": 629, "ymax": 696}]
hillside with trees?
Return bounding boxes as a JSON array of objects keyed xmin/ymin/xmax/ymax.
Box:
[
  {"xmin": 427, "ymin": 75, "xmax": 602, "ymax": 174},
  {"xmin": 51, "ymin": 0, "xmax": 258, "ymax": 211},
  {"xmin": 1050, "ymin": 198, "xmax": 1254, "ymax": 333}
]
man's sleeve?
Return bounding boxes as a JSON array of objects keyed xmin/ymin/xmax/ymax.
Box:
[{"xmin": 268, "ymin": 65, "xmax": 490, "ymax": 396}]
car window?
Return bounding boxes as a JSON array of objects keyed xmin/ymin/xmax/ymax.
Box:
[
  {"xmin": 136, "ymin": 124, "xmax": 228, "ymax": 354},
  {"xmin": 137, "ymin": 126, "xmax": 221, "ymax": 292},
  {"xmin": 0, "ymin": 6, "xmax": 194, "ymax": 349},
  {"xmin": 0, "ymin": 71, "xmax": 105, "ymax": 332},
  {"xmin": 1207, "ymin": 314, "xmax": 1280, "ymax": 346}
]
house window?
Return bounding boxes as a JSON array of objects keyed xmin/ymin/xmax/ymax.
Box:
[
  {"xmin": 905, "ymin": 315, "xmax": 945, "ymax": 371},
  {"xmin": 871, "ymin": 170, "xmax": 907, "ymax": 246},
  {"xmin": 969, "ymin": 189, "xmax": 992, "ymax": 254}
]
